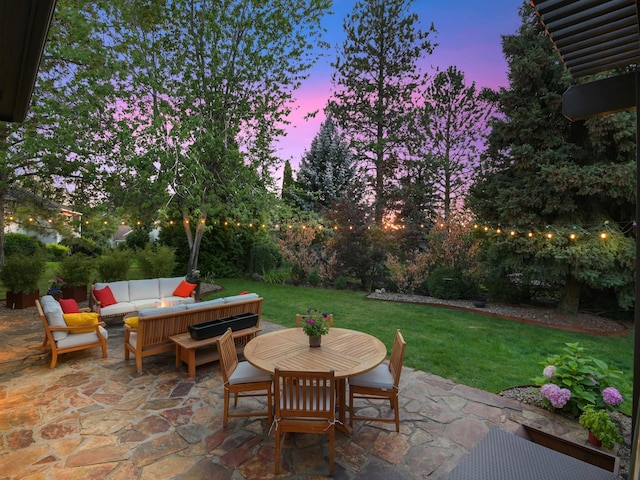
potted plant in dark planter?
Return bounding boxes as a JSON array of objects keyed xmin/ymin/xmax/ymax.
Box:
[
  {"xmin": 58, "ymin": 253, "xmax": 94, "ymax": 302},
  {"xmin": 47, "ymin": 277, "xmax": 67, "ymax": 300},
  {"xmin": 0, "ymin": 252, "xmax": 45, "ymax": 309}
]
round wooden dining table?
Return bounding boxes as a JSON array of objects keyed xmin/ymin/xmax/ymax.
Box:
[{"xmin": 243, "ymin": 327, "xmax": 387, "ymax": 433}]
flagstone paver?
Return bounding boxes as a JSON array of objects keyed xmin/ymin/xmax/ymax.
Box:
[{"xmin": 0, "ymin": 305, "xmax": 628, "ymax": 479}]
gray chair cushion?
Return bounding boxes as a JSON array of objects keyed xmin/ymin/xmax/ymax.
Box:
[
  {"xmin": 40, "ymin": 296, "xmax": 68, "ymax": 341},
  {"xmin": 229, "ymin": 361, "xmax": 272, "ymax": 385},
  {"xmin": 348, "ymin": 364, "xmax": 393, "ymax": 390}
]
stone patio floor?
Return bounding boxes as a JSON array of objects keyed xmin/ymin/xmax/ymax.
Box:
[{"xmin": 0, "ymin": 305, "xmax": 622, "ymax": 479}]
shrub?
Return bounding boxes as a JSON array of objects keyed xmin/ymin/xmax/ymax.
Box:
[
  {"xmin": 334, "ymin": 276, "xmax": 347, "ymax": 290},
  {"xmin": 125, "ymin": 227, "xmax": 151, "ymax": 250},
  {"xmin": 308, "ymin": 269, "xmax": 320, "ymax": 286},
  {"xmin": 427, "ymin": 267, "xmax": 473, "ymax": 300},
  {"xmin": 46, "ymin": 243, "xmax": 69, "ymax": 261},
  {"xmin": 58, "ymin": 254, "xmax": 95, "ymax": 286},
  {"xmin": 249, "ymin": 241, "xmax": 282, "ymax": 275},
  {"xmin": 96, "ymin": 250, "xmax": 132, "ymax": 282},
  {"xmin": 136, "ymin": 244, "xmax": 176, "ymax": 278},
  {"xmin": 533, "ymin": 342, "xmax": 628, "ymax": 417},
  {"xmin": 4, "ymin": 233, "xmax": 41, "ymax": 257},
  {"xmin": 61, "ymin": 237, "xmax": 102, "ymax": 257},
  {"xmin": 0, "ymin": 252, "xmax": 45, "ymax": 293}
]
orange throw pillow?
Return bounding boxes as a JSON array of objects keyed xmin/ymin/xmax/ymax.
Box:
[
  {"xmin": 93, "ymin": 286, "xmax": 117, "ymax": 307},
  {"xmin": 173, "ymin": 280, "xmax": 196, "ymax": 298}
]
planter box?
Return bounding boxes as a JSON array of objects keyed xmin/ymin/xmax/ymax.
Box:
[
  {"xmin": 515, "ymin": 424, "xmax": 619, "ymax": 474},
  {"xmin": 61, "ymin": 285, "xmax": 88, "ymax": 303},
  {"xmin": 6, "ymin": 290, "xmax": 39, "ymax": 309},
  {"xmin": 188, "ymin": 312, "xmax": 258, "ymax": 340}
]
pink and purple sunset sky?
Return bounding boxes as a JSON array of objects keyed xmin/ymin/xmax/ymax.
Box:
[{"xmin": 276, "ymin": 0, "xmax": 523, "ymax": 170}]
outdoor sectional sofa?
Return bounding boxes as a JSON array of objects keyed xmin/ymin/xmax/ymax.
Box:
[
  {"xmin": 124, "ymin": 293, "xmax": 263, "ymax": 373},
  {"xmin": 91, "ymin": 277, "xmax": 196, "ymax": 319}
]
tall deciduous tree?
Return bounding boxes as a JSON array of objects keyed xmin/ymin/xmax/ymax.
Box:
[
  {"xmin": 105, "ymin": 0, "xmax": 331, "ymax": 274},
  {"xmin": 466, "ymin": 3, "xmax": 636, "ymax": 313},
  {"xmin": 328, "ymin": 0, "xmax": 435, "ymax": 224},
  {"xmin": 0, "ymin": 0, "xmax": 115, "ymax": 265},
  {"xmin": 297, "ymin": 115, "xmax": 359, "ymax": 212},
  {"xmin": 419, "ymin": 66, "xmax": 491, "ymax": 220}
]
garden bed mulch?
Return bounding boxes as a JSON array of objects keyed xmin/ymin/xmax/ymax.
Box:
[{"xmin": 366, "ymin": 291, "xmax": 629, "ymax": 336}]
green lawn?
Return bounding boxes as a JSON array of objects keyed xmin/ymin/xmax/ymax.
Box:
[{"xmin": 207, "ymin": 278, "xmax": 634, "ymax": 415}]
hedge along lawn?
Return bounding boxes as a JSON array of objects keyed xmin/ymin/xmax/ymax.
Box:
[{"xmin": 208, "ymin": 278, "xmax": 635, "ymax": 416}]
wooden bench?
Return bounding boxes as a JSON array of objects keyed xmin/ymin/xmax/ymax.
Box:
[
  {"xmin": 124, "ymin": 296, "xmax": 263, "ymax": 373},
  {"xmin": 170, "ymin": 326, "xmax": 261, "ymax": 378}
]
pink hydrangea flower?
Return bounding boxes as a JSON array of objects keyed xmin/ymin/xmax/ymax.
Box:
[
  {"xmin": 543, "ymin": 365, "xmax": 556, "ymax": 379},
  {"xmin": 541, "ymin": 383, "xmax": 571, "ymax": 408},
  {"xmin": 602, "ymin": 387, "xmax": 623, "ymax": 406}
]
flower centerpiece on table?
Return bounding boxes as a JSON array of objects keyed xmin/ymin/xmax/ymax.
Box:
[
  {"xmin": 533, "ymin": 342, "xmax": 628, "ymax": 448},
  {"xmin": 301, "ymin": 309, "xmax": 330, "ymax": 347}
]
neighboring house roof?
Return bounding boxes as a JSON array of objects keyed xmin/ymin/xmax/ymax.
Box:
[
  {"xmin": 0, "ymin": 0, "xmax": 57, "ymax": 122},
  {"xmin": 114, "ymin": 225, "xmax": 132, "ymax": 243}
]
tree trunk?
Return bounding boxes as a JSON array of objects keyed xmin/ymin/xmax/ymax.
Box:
[
  {"xmin": 183, "ymin": 208, "xmax": 207, "ymax": 275},
  {"xmin": 558, "ymin": 274, "xmax": 581, "ymax": 314}
]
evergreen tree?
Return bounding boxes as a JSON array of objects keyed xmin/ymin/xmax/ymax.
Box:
[
  {"xmin": 297, "ymin": 116, "xmax": 358, "ymax": 212},
  {"xmin": 419, "ymin": 66, "xmax": 491, "ymax": 220},
  {"xmin": 466, "ymin": 2, "xmax": 636, "ymax": 313},
  {"xmin": 281, "ymin": 160, "xmax": 296, "ymax": 204},
  {"xmin": 328, "ymin": 0, "xmax": 435, "ymax": 224}
]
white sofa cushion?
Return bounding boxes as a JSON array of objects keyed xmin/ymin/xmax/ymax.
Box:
[
  {"xmin": 158, "ymin": 277, "xmax": 186, "ymax": 297},
  {"xmin": 95, "ymin": 281, "xmax": 130, "ymax": 303},
  {"xmin": 99, "ymin": 302, "xmax": 137, "ymax": 317},
  {"xmin": 129, "ymin": 279, "xmax": 160, "ymax": 302},
  {"xmin": 40, "ymin": 295, "xmax": 68, "ymax": 341}
]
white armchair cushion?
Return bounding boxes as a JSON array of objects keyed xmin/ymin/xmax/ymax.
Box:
[
  {"xmin": 129, "ymin": 279, "xmax": 160, "ymax": 302},
  {"xmin": 56, "ymin": 326, "xmax": 108, "ymax": 349},
  {"xmin": 229, "ymin": 361, "xmax": 272, "ymax": 385},
  {"xmin": 348, "ymin": 364, "xmax": 394, "ymax": 390}
]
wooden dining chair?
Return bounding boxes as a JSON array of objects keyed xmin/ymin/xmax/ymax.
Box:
[
  {"xmin": 216, "ymin": 328, "xmax": 273, "ymax": 427},
  {"xmin": 348, "ymin": 329, "xmax": 406, "ymax": 432},
  {"xmin": 295, "ymin": 313, "xmax": 333, "ymax": 327},
  {"xmin": 273, "ymin": 368, "xmax": 336, "ymax": 476}
]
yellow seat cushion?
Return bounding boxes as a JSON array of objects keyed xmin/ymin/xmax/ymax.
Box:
[
  {"xmin": 123, "ymin": 316, "xmax": 138, "ymax": 328},
  {"xmin": 63, "ymin": 312, "xmax": 100, "ymax": 334}
]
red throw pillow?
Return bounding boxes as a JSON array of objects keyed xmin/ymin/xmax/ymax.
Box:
[
  {"xmin": 173, "ymin": 280, "xmax": 196, "ymax": 298},
  {"xmin": 239, "ymin": 291, "xmax": 249, "ymax": 295},
  {"xmin": 93, "ymin": 286, "xmax": 117, "ymax": 307},
  {"xmin": 59, "ymin": 298, "xmax": 81, "ymax": 314}
]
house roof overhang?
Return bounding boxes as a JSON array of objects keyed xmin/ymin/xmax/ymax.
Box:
[
  {"xmin": 0, "ymin": 0, "xmax": 56, "ymax": 123},
  {"xmin": 531, "ymin": 0, "xmax": 640, "ymax": 79}
]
